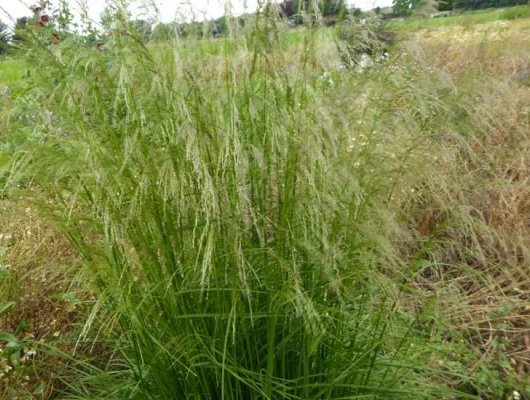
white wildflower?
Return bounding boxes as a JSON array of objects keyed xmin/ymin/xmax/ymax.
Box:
[
  {"xmin": 44, "ymin": 110, "xmax": 53, "ymax": 124},
  {"xmin": 319, "ymin": 71, "xmax": 335, "ymax": 88},
  {"xmin": 358, "ymin": 54, "xmax": 373, "ymax": 71},
  {"xmin": 26, "ymin": 348, "xmax": 37, "ymax": 357}
]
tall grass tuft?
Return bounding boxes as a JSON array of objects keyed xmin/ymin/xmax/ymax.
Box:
[{"xmin": 1, "ymin": 1, "xmax": 487, "ymax": 399}]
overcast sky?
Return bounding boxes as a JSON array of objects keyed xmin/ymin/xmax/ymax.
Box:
[{"xmin": 1, "ymin": 0, "xmax": 393, "ymax": 25}]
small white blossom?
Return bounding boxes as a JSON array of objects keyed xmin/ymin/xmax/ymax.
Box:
[
  {"xmin": 319, "ymin": 71, "xmax": 335, "ymax": 88},
  {"xmin": 26, "ymin": 348, "xmax": 37, "ymax": 357},
  {"xmin": 358, "ymin": 54, "xmax": 373, "ymax": 71},
  {"xmin": 44, "ymin": 110, "xmax": 53, "ymax": 124}
]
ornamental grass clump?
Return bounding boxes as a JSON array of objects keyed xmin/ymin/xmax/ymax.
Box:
[{"xmin": 1, "ymin": 1, "xmax": 476, "ymax": 399}]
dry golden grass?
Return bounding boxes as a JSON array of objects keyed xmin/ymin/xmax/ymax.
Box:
[
  {"xmin": 402, "ymin": 17, "xmax": 530, "ymax": 391},
  {"xmin": 0, "ymin": 197, "xmax": 89, "ymax": 398}
]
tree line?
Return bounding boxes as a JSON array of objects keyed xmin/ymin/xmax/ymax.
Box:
[
  {"xmin": 1, "ymin": 0, "xmax": 529, "ymax": 52},
  {"xmin": 0, "ymin": 0, "xmax": 350, "ymax": 51}
]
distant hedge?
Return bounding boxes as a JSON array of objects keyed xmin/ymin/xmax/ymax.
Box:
[{"xmin": 446, "ymin": 0, "xmax": 528, "ymax": 11}]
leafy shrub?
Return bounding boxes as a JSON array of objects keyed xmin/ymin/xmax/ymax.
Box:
[{"xmin": 337, "ymin": 20, "xmax": 395, "ymax": 68}]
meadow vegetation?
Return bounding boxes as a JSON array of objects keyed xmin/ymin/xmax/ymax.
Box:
[
  {"xmin": 0, "ymin": 2, "xmax": 529, "ymax": 399},
  {"xmin": 389, "ymin": 4, "xmax": 530, "ymax": 31}
]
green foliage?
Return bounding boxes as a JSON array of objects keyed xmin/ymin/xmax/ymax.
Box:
[
  {"xmin": 413, "ymin": 0, "xmax": 441, "ymax": 18},
  {"xmin": 455, "ymin": 0, "xmax": 527, "ymax": 9},
  {"xmin": 0, "ymin": 19, "xmax": 11, "ymax": 55},
  {"xmin": 151, "ymin": 23, "xmax": 172, "ymax": 41},
  {"xmin": 281, "ymin": 0, "xmax": 347, "ymax": 23},
  {"xmin": 393, "ymin": 0, "xmax": 422, "ymax": 16},
  {"xmin": 130, "ymin": 19, "xmax": 153, "ymax": 40},
  {"xmin": 500, "ymin": 4, "xmax": 530, "ymax": 18},
  {"xmin": 11, "ymin": 17, "xmax": 29, "ymax": 44},
  {"xmin": 394, "ymin": 0, "xmax": 528, "ymax": 16},
  {"xmin": 439, "ymin": 0, "xmax": 456, "ymax": 11},
  {"xmin": 337, "ymin": 20, "xmax": 395, "ymax": 66},
  {"xmin": 389, "ymin": 6, "xmax": 523, "ymax": 30},
  {"xmin": 0, "ymin": 6, "xmax": 471, "ymax": 399},
  {"xmin": 297, "ymin": 0, "xmax": 347, "ymax": 16}
]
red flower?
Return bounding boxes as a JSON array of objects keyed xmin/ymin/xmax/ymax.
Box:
[
  {"xmin": 33, "ymin": 7, "xmax": 42, "ymax": 14},
  {"xmin": 41, "ymin": 14, "xmax": 50, "ymax": 24}
]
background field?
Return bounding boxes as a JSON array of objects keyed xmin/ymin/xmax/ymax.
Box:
[{"xmin": 391, "ymin": 5, "xmax": 530, "ymax": 30}]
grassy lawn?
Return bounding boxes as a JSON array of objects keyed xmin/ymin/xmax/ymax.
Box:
[
  {"xmin": 390, "ymin": 5, "xmax": 530, "ymax": 31},
  {"xmin": 0, "ymin": 57, "xmax": 25, "ymax": 87}
]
